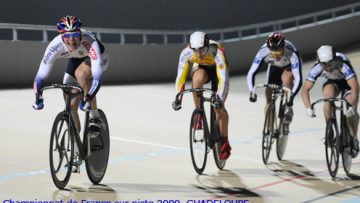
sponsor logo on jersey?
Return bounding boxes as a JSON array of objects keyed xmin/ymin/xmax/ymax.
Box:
[
  {"xmin": 82, "ymin": 41, "xmax": 97, "ymax": 60},
  {"xmin": 89, "ymin": 48, "xmax": 97, "ymax": 60},
  {"xmin": 78, "ymin": 50, "xmax": 84, "ymax": 56},
  {"xmin": 43, "ymin": 42, "xmax": 62, "ymax": 64}
]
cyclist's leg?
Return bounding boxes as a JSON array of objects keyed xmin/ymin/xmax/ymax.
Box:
[
  {"xmin": 191, "ymin": 64, "xmax": 208, "ymax": 108},
  {"xmin": 265, "ymin": 66, "xmax": 282, "ymax": 129},
  {"xmin": 74, "ymin": 58, "xmax": 103, "ymax": 134},
  {"xmin": 281, "ymin": 67, "xmax": 294, "ymax": 124},
  {"xmin": 63, "ymin": 58, "xmax": 84, "ymax": 133},
  {"xmin": 322, "ymin": 80, "xmax": 339, "ymax": 121},
  {"xmin": 342, "ymin": 82, "xmax": 359, "ymax": 154}
]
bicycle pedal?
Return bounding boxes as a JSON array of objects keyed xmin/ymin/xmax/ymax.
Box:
[
  {"xmin": 72, "ymin": 165, "xmax": 80, "ymax": 173},
  {"xmin": 88, "ymin": 132, "xmax": 100, "ymax": 139}
]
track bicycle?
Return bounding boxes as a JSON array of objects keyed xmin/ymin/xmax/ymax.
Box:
[
  {"xmin": 250, "ymin": 84, "xmax": 292, "ymax": 164},
  {"xmin": 175, "ymin": 88, "xmax": 226, "ymax": 174},
  {"xmin": 40, "ymin": 83, "xmax": 110, "ymax": 189},
  {"xmin": 311, "ymin": 96, "xmax": 355, "ymax": 178}
]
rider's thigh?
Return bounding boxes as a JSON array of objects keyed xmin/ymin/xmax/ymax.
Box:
[
  {"xmin": 75, "ymin": 60, "xmax": 92, "ymax": 83},
  {"xmin": 281, "ymin": 68, "xmax": 293, "ymax": 88},
  {"xmin": 322, "ymin": 83, "xmax": 338, "ymax": 98},
  {"xmin": 192, "ymin": 68, "xmax": 208, "ymax": 88},
  {"xmin": 265, "ymin": 87, "xmax": 272, "ymax": 104}
]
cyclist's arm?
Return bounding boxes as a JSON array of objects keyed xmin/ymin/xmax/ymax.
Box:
[
  {"xmin": 86, "ymin": 40, "xmax": 103, "ymax": 100},
  {"xmin": 33, "ymin": 38, "xmax": 63, "ymax": 95},
  {"xmin": 301, "ymin": 80, "xmax": 315, "ymax": 109},
  {"xmin": 215, "ymin": 48, "xmax": 229, "ymax": 101},
  {"xmin": 246, "ymin": 47, "xmax": 266, "ymax": 92},
  {"xmin": 175, "ymin": 48, "xmax": 192, "ymax": 98},
  {"xmin": 301, "ymin": 64, "xmax": 322, "ymax": 108},
  {"xmin": 289, "ymin": 51, "xmax": 303, "ymax": 97}
]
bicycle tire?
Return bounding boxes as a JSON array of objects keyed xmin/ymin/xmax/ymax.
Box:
[
  {"xmin": 276, "ymin": 105, "xmax": 288, "ymax": 161},
  {"xmin": 212, "ymin": 115, "xmax": 226, "ymax": 170},
  {"xmin": 262, "ymin": 103, "xmax": 275, "ymax": 164},
  {"xmin": 325, "ymin": 119, "xmax": 339, "ymax": 178},
  {"xmin": 85, "ymin": 109, "xmax": 110, "ymax": 184},
  {"xmin": 189, "ymin": 109, "xmax": 208, "ymax": 174},
  {"xmin": 341, "ymin": 124, "xmax": 352, "ymax": 176},
  {"xmin": 49, "ymin": 112, "xmax": 74, "ymax": 189}
]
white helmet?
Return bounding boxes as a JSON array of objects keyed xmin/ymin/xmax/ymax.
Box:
[
  {"xmin": 317, "ymin": 45, "xmax": 334, "ymax": 63},
  {"xmin": 189, "ymin": 31, "xmax": 208, "ymax": 49}
]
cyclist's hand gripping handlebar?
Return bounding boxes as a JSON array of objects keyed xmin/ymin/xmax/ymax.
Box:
[{"xmin": 32, "ymin": 93, "xmax": 44, "ymax": 110}]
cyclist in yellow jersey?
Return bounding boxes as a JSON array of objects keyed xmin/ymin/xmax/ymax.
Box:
[{"xmin": 172, "ymin": 31, "xmax": 231, "ymax": 160}]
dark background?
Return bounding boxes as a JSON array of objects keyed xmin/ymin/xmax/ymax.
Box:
[{"xmin": 1, "ymin": 0, "xmax": 358, "ymax": 29}]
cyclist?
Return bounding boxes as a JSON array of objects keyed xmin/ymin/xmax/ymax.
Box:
[
  {"xmin": 301, "ymin": 45, "xmax": 359, "ymax": 158},
  {"xmin": 172, "ymin": 31, "xmax": 231, "ymax": 160},
  {"xmin": 247, "ymin": 32, "xmax": 303, "ymax": 134},
  {"xmin": 32, "ymin": 15, "xmax": 109, "ymax": 136}
]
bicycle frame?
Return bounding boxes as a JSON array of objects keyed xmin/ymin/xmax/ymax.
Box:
[
  {"xmin": 41, "ymin": 84, "xmax": 90, "ymax": 161},
  {"xmin": 175, "ymin": 87, "xmax": 225, "ymax": 173},
  {"xmin": 311, "ymin": 96, "xmax": 353, "ymax": 177},
  {"xmin": 251, "ymin": 83, "xmax": 292, "ymax": 163}
]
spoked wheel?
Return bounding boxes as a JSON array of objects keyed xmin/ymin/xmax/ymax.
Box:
[
  {"xmin": 85, "ymin": 109, "xmax": 110, "ymax": 184},
  {"xmin": 325, "ymin": 119, "xmax": 339, "ymax": 178},
  {"xmin": 212, "ymin": 115, "xmax": 226, "ymax": 170},
  {"xmin": 49, "ymin": 112, "xmax": 74, "ymax": 190},
  {"xmin": 262, "ymin": 104, "xmax": 275, "ymax": 164},
  {"xmin": 341, "ymin": 128, "xmax": 352, "ymax": 176},
  {"xmin": 276, "ymin": 109, "xmax": 288, "ymax": 160},
  {"xmin": 189, "ymin": 109, "xmax": 208, "ymax": 174}
]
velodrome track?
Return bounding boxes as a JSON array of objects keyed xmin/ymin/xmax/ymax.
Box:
[{"xmin": 1, "ymin": 44, "xmax": 360, "ymax": 202}]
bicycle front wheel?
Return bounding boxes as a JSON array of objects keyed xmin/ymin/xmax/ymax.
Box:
[
  {"xmin": 325, "ymin": 119, "xmax": 339, "ymax": 178},
  {"xmin": 262, "ymin": 103, "xmax": 275, "ymax": 164},
  {"xmin": 49, "ymin": 112, "xmax": 74, "ymax": 190},
  {"xmin": 85, "ymin": 109, "xmax": 110, "ymax": 184},
  {"xmin": 189, "ymin": 109, "xmax": 208, "ymax": 174}
]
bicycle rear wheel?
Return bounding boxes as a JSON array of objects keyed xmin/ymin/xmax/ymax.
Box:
[
  {"xmin": 85, "ymin": 109, "xmax": 110, "ymax": 184},
  {"xmin": 341, "ymin": 125, "xmax": 352, "ymax": 176},
  {"xmin": 49, "ymin": 112, "xmax": 74, "ymax": 190},
  {"xmin": 262, "ymin": 103, "xmax": 275, "ymax": 164},
  {"xmin": 276, "ymin": 105, "xmax": 288, "ymax": 160},
  {"xmin": 189, "ymin": 109, "xmax": 208, "ymax": 174},
  {"xmin": 325, "ymin": 119, "xmax": 339, "ymax": 178}
]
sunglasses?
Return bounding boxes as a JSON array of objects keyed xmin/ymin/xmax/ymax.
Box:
[
  {"xmin": 320, "ymin": 60, "xmax": 337, "ymax": 70},
  {"xmin": 270, "ymin": 50, "xmax": 284, "ymax": 56},
  {"xmin": 63, "ymin": 32, "xmax": 81, "ymax": 38}
]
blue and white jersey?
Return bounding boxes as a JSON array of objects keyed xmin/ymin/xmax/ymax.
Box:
[
  {"xmin": 33, "ymin": 29, "xmax": 106, "ymax": 98},
  {"xmin": 247, "ymin": 40, "xmax": 302, "ymax": 96},
  {"xmin": 306, "ymin": 52, "xmax": 356, "ymax": 83}
]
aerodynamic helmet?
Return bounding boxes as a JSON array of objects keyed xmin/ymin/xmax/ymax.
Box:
[
  {"xmin": 266, "ymin": 32, "xmax": 285, "ymax": 51},
  {"xmin": 57, "ymin": 15, "xmax": 82, "ymax": 34}
]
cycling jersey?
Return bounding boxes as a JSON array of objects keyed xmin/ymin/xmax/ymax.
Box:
[
  {"xmin": 33, "ymin": 29, "xmax": 106, "ymax": 99},
  {"xmin": 306, "ymin": 52, "xmax": 356, "ymax": 83},
  {"xmin": 247, "ymin": 40, "xmax": 302, "ymax": 97},
  {"xmin": 175, "ymin": 40, "xmax": 229, "ymax": 100}
]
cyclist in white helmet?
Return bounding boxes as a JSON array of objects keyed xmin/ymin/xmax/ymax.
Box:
[
  {"xmin": 301, "ymin": 45, "xmax": 359, "ymax": 158},
  {"xmin": 172, "ymin": 31, "xmax": 231, "ymax": 160},
  {"xmin": 32, "ymin": 15, "xmax": 109, "ymax": 136}
]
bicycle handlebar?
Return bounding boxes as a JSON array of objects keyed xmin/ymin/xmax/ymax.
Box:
[
  {"xmin": 175, "ymin": 88, "xmax": 218, "ymax": 106},
  {"xmin": 251, "ymin": 84, "xmax": 292, "ymax": 102},
  {"xmin": 41, "ymin": 83, "xmax": 83, "ymax": 95},
  {"xmin": 311, "ymin": 98, "xmax": 351, "ymax": 110}
]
